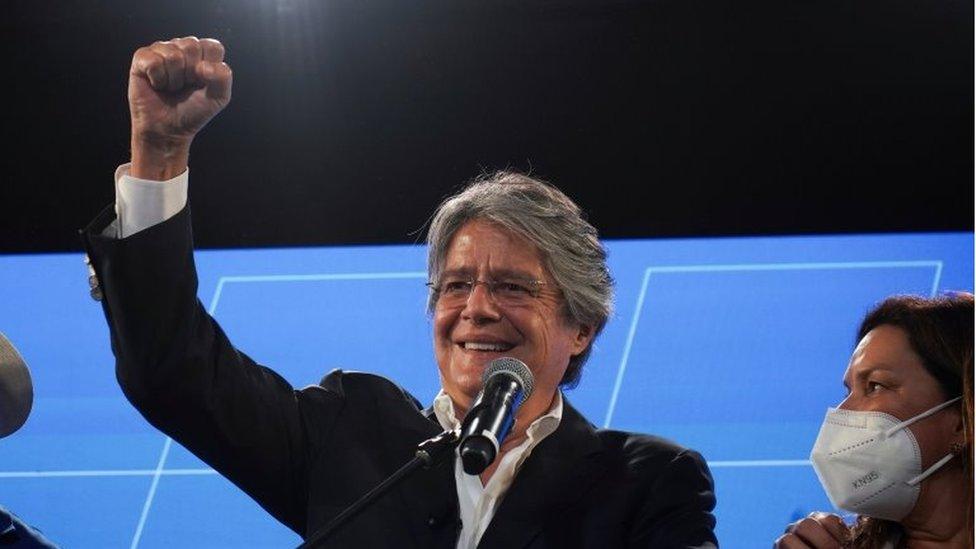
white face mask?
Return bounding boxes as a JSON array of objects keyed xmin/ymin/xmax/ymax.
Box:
[{"xmin": 809, "ymin": 396, "xmax": 962, "ymax": 521}]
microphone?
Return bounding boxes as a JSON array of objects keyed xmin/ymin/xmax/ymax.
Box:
[
  {"xmin": 0, "ymin": 332, "xmax": 33, "ymax": 438},
  {"xmin": 458, "ymin": 357, "xmax": 534, "ymax": 475}
]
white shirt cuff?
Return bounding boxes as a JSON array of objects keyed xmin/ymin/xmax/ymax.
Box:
[{"xmin": 114, "ymin": 163, "xmax": 188, "ymax": 238}]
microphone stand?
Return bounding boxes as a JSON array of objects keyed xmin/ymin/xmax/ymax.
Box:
[{"xmin": 297, "ymin": 429, "xmax": 460, "ymax": 548}]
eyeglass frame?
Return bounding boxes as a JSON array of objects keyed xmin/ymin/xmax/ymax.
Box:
[{"xmin": 425, "ymin": 276, "xmax": 556, "ymax": 307}]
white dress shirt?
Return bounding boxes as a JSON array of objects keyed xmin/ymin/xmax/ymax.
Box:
[
  {"xmin": 110, "ymin": 165, "xmax": 565, "ymax": 548},
  {"xmin": 112, "ymin": 164, "xmax": 188, "ymax": 238},
  {"xmin": 432, "ymin": 390, "xmax": 562, "ymax": 549}
]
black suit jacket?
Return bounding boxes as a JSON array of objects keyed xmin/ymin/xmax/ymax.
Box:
[{"xmin": 82, "ymin": 205, "xmax": 718, "ymax": 548}]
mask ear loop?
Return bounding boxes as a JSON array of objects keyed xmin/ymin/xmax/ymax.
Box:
[
  {"xmin": 880, "ymin": 396, "xmax": 963, "ymax": 486},
  {"xmin": 884, "ymin": 396, "xmax": 962, "ymax": 438},
  {"xmin": 907, "ymin": 453, "xmax": 956, "ymax": 486}
]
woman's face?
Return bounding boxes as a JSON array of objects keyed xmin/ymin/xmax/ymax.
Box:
[{"xmin": 840, "ymin": 324, "xmax": 962, "ymax": 470}]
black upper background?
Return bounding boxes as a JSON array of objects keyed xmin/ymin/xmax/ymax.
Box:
[{"xmin": 3, "ymin": 0, "xmax": 972, "ymax": 253}]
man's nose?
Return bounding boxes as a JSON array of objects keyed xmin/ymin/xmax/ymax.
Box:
[{"xmin": 461, "ymin": 282, "xmax": 502, "ymax": 323}]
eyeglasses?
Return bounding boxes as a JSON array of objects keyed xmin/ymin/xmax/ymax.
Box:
[{"xmin": 426, "ymin": 277, "xmax": 551, "ymax": 307}]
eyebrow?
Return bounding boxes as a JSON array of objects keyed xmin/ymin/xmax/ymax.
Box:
[
  {"xmin": 843, "ymin": 365, "xmax": 897, "ymax": 390},
  {"xmin": 439, "ymin": 267, "xmax": 541, "ymax": 281}
]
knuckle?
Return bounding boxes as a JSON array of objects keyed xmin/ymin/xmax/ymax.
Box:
[
  {"xmin": 794, "ymin": 517, "xmax": 817, "ymax": 535},
  {"xmin": 143, "ymin": 47, "xmax": 160, "ymax": 59},
  {"xmin": 812, "ymin": 511, "xmax": 842, "ymax": 529},
  {"xmin": 132, "ymin": 47, "xmax": 155, "ymax": 67},
  {"xmin": 210, "ymin": 62, "xmax": 232, "ymax": 80},
  {"xmin": 203, "ymin": 38, "xmax": 225, "ymax": 54},
  {"xmin": 151, "ymin": 40, "xmax": 175, "ymax": 53},
  {"xmin": 161, "ymin": 48, "xmax": 182, "ymax": 63},
  {"xmin": 177, "ymin": 37, "xmax": 202, "ymax": 54},
  {"xmin": 773, "ymin": 534, "xmax": 793, "ymax": 549}
]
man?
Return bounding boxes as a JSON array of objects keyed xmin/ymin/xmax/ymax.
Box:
[{"xmin": 82, "ymin": 36, "xmax": 718, "ymax": 547}]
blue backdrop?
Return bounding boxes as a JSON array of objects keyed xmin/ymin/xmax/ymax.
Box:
[{"xmin": 1, "ymin": 231, "xmax": 972, "ymax": 548}]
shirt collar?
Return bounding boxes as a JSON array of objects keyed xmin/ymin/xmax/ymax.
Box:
[{"xmin": 432, "ymin": 389, "xmax": 563, "ymax": 437}]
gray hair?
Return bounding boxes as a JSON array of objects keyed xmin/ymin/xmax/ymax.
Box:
[{"xmin": 425, "ymin": 171, "xmax": 614, "ymax": 387}]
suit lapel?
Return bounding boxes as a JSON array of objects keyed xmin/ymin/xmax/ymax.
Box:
[
  {"xmin": 382, "ymin": 402, "xmax": 459, "ymax": 547},
  {"xmin": 476, "ymin": 396, "xmax": 607, "ymax": 548},
  {"xmin": 415, "ymin": 405, "xmax": 459, "ymax": 525}
]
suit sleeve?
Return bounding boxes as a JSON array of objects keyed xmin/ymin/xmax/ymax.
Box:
[
  {"xmin": 630, "ymin": 448, "xmax": 718, "ymax": 548},
  {"xmin": 81, "ymin": 204, "xmax": 340, "ymax": 536}
]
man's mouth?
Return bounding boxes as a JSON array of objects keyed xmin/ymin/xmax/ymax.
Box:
[{"xmin": 460, "ymin": 341, "xmax": 515, "ymax": 353}]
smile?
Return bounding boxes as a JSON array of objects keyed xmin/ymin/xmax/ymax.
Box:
[{"xmin": 461, "ymin": 341, "xmax": 515, "ymax": 352}]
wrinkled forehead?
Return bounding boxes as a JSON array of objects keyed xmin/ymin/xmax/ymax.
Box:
[{"xmin": 438, "ymin": 219, "xmax": 548, "ymax": 276}]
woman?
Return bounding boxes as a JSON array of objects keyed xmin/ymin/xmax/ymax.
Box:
[{"xmin": 776, "ymin": 293, "xmax": 973, "ymax": 548}]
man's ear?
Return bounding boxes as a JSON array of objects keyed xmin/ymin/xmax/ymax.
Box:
[{"xmin": 571, "ymin": 324, "xmax": 595, "ymax": 356}]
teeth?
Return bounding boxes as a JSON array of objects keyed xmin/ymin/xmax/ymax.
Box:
[{"xmin": 464, "ymin": 342, "xmax": 512, "ymax": 352}]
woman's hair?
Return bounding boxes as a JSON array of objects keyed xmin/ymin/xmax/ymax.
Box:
[
  {"xmin": 848, "ymin": 292, "xmax": 974, "ymax": 548},
  {"xmin": 425, "ymin": 170, "xmax": 614, "ymax": 387}
]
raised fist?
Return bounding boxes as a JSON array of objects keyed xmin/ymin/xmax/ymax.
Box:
[{"xmin": 127, "ymin": 37, "xmax": 232, "ymax": 179}]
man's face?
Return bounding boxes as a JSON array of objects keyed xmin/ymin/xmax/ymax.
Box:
[{"xmin": 433, "ymin": 219, "xmax": 592, "ymax": 413}]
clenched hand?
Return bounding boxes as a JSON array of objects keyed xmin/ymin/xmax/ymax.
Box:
[{"xmin": 127, "ymin": 37, "xmax": 232, "ymax": 180}]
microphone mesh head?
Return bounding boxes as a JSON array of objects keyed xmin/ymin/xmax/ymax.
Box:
[
  {"xmin": 0, "ymin": 332, "xmax": 33, "ymax": 438},
  {"xmin": 483, "ymin": 357, "xmax": 534, "ymax": 399}
]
